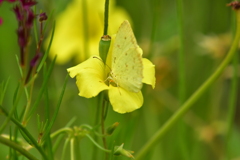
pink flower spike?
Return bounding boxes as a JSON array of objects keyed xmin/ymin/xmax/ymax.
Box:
[{"xmin": 13, "ymin": 5, "xmax": 23, "ymax": 21}]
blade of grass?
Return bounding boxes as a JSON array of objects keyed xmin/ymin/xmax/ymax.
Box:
[
  {"xmin": 43, "ymin": 76, "xmax": 54, "ymax": 160},
  {"xmin": 37, "ymin": 21, "xmax": 55, "ymax": 73},
  {"xmin": 43, "ymin": 10, "xmax": 54, "ymax": 33},
  {"xmin": 0, "ymin": 83, "xmax": 20, "ymax": 134},
  {"xmin": 0, "ymin": 77, "xmax": 10, "ymax": 105},
  {"xmin": 41, "ymin": 74, "xmax": 69, "ymax": 142},
  {"xmin": 24, "ymin": 56, "xmax": 57, "ymax": 124},
  {"xmin": 15, "ymin": 55, "xmax": 23, "ymax": 78}
]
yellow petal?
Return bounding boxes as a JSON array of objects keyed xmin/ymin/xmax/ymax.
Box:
[
  {"xmin": 67, "ymin": 56, "xmax": 109, "ymax": 98},
  {"xmin": 142, "ymin": 58, "xmax": 156, "ymax": 88},
  {"xmin": 108, "ymin": 85, "xmax": 143, "ymax": 113}
]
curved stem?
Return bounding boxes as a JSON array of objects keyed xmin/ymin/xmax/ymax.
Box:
[
  {"xmin": 50, "ymin": 127, "xmax": 72, "ymax": 140},
  {"xmin": 135, "ymin": 9, "xmax": 240, "ymax": 160},
  {"xmin": 0, "ymin": 136, "xmax": 38, "ymax": 160},
  {"xmin": 86, "ymin": 134, "xmax": 111, "ymax": 153}
]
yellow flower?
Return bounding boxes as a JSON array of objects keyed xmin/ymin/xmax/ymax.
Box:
[
  {"xmin": 45, "ymin": 0, "xmax": 131, "ymax": 64},
  {"xmin": 67, "ymin": 21, "xmax": 155, "ymax": 114}
]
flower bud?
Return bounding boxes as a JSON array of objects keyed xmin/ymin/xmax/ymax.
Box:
[
  {"xmin": 106, "ymin": 122, "xmax": 119, "ymax": 135},
  {"xmin": 39, "ymin": 12, "xmax": 47, "ymax": 22},
  {"xmin": 114, "ymin": 143, "xmax": 134, "ymax": 159},
  {"xmin": 99, "ymin": 35, "xmax": 111, "ymax": 64}
]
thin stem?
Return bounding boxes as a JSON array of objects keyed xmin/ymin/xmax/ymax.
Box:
[
  {"xmin": 81, "ymin": 0, "xmax": 89, "ymax": 59},
  {"xmin": 0, "ymin": 84, "xmax": 22, "ymax": 134},
  {"xmin": 50, "ymin": 128, "xmax": 72, "ymax": 139},
  {"xmin": 22, "ymin": 79, "xmax": 34, "ymax": 126},
  {"xmin": 103, "ymin": 0, "xmax": 109, "ymax": 35},
  {"xmin": 73, "ymin": 137, "xmax": 81, "ymax": 160},
  {"xmin": 135, "ymin": 9, "xmax": 240, "ymax": 160},
  {"xmin": 0, "ymin": 136, "xmax": 38, "ymax": 160},
  {"xmin": 176, "ymin": 0, "xmax": 186, "ymax": 104},
  {"xmin": 101, "ymin": 100, "xmax": 108, "ymax": 160},
  {"xmin": 226, "ymin": 53, "xmax": 238, "ymax": 159},
  {"xmin": 61, "ymin": 138, "xmax": 70, "ymax": 160},
  {"xmin": 91, "ymin": 93, "xmax": 103, "ymax": 160},
  {"xmin": 70, "ymin": 138, "xmax": 75, "ymax": 160},
  {"xmin": 85, "ymin": 134, "xmax": 111, "ymax": 153},
  {"xmin": 1, "ymin": 106, "xmax": 49, "ymax": 160}
]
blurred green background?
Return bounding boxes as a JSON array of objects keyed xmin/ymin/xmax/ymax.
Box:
[{"xmin": 0, "ymin": 0, "xmax": 240, "ymax": 160}]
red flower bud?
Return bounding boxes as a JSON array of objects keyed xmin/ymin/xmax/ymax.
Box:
[{"xmin": 39, "ymin": 12, "xmax": 47, "ymax": 22}]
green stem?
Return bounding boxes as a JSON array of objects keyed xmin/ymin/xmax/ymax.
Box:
[
  {"xmin": 101, "ymin": 100, "xmax": 108, "ymax": 160},
  {"xmin": 176, "ymin": 0, "xmax": 186, "ymax": 103},
  {"xmin": 135, "ymin": 9, "xmax": 240, "ymax": 160},
  {"xmin": 85, "ymin": 134, "xmax": 111, "ymax": 153},
  {"xmin": 0, "ymin": 136, "xmax": 38, "ymax": 160},
  {"xmin": 22, "ymin": 80, "xmax": 34, "ymax": 126},
  {"xmin": 103, "ymin": 0, "xmax": 109, "ymax": 35},
  {"xmin": 61, "ymin": 138, "xmax": 70, "ymax": 160},
  {"xmin": 50, "ymin": 128, "xmax": 72, "ymax": 140},
  {"xmin": 73, "ymin": 137, "xmax": 81, "ymax": 160},
  {"xmin": 82, "ymin": 0, "xmax": 89, "ymax": 59},
  {"xmin": 1, "ymin": 106, "xmax": 48, "ymax": 160},
  {"xmin": 70, "ymin": 138, "xmax": 74, "ymax": 160},
  {"xmin": 226, "ymin": 51, "xmax": 239, "ymax": 159}
]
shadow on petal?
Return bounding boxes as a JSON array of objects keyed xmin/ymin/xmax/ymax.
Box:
[
  {"xmin": 108, "ymin": 85, "xmax": 143, "ymax": 113},
  {"xmin": 142, "ymin": 58, "xmax": 156, "ymax": 88}
]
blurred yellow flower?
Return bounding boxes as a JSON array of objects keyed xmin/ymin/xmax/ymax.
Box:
[
  {"xmin": 67, "ymin": 21, "xmax": 155, "ymax": 113},
  {"xmin": 45, "ymin": 0, "xmax": 131, "ymax": 64}
]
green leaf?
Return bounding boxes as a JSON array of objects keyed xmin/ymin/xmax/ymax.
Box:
[
  {"xmin": 0, "ymin": 77, "xmax": 9, "ymax": 105},
  {"xmin": 0, "ymin": 83, "xmax": 20, "ymax": 134},
  {"xmin": 41, "ymin": 74, "xmax": 69, "ymax": 142},
  {"xmin": 37, "ymin": 21, "xmax": 56, "ymax": 73},
  {"xmin": 26, "ymin": 56, "xmax": 57, "ymax": 123}
]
